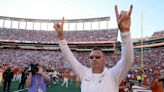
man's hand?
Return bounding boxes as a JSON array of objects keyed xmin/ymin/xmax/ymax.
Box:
[
  {"xmin": 115, "ymin": 5, "xmax": 133, "ymax": 32},
  {"xmin": 53, "ymin": 17, "xmax": 64, "ymax": 40}
]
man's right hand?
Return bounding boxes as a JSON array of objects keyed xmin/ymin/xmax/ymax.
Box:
[
  {"xmin": 53, "ymin": 17, "xmax": 64, "ymax": 40},
  {"xmin": 115, "ymin": 5, "xmax": 133, "ymax": 32}
]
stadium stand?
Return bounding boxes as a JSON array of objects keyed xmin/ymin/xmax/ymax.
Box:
[{"xmin": 0, "ymin": 16, "xmax": 163, "ymax": 92}]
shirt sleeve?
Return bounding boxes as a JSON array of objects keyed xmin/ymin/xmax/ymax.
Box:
[
  {"xmin": 58, "ymin": 40, "xmax": 88, "ymax": 80},
  {"xmin": 110, "ymin": 31, "xmax": 134, "ymax": 85}
]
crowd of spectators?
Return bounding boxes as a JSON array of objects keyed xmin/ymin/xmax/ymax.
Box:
[
  {"xmin": 0, "ymin": 27, "xmax": 163, "ymax": 76},
  {"xmin": 0, "ymin": 47, "xmax": 163, "ymax": 91},
  {"xmin": 0, "ymin": 47, "xmax": 163, "ymax": 71},
  {"xmin": 0, "ymin": 27, "xmax": 163, "ymax": 91},
  {"xmin": 0, "ymin": 28, "xmax": 118, "ymax": 43},
  {"xmin": 151, "ymin": 30, "xmax": 164, "ymax": 38}
]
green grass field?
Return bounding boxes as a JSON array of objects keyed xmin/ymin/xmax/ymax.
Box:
[{"xmin": 0, "ymin": 80, "xmax": 81, "ymax": 92}]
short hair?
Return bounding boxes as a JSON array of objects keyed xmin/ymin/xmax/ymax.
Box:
[{"xmin": 92, "ymin": 47, "xmax": 104, "ymax": 53}]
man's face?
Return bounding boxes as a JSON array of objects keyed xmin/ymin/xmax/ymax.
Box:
[{"xmin": 89, "ymin": 50, "xmax": 105, "ymax": 73}]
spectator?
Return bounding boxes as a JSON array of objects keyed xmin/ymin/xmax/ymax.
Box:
[
  {"xmin": 2, "ymin": 65, "xmax": 14, "ymax": 92},
  {"xmin": 61, "ymin": 70, "xmax": 69, "ymax": 88},
  {"xmin": 18, "ymin": 66, "xmax": 28, "ymax": 90},
  {"xmin": 149, "ymin": 70, "xmax": 163, "ymax": 92},
  {"xmin": 26, "ymin": 62, "xmax": 51, "ymax": 92}
]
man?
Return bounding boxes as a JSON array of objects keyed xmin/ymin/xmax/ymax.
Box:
[
  {"xmin": 18, "ymin": 66, "xmax": 28, "ymax": 90},
  {"xmin": 3, "ymin": 65, "xmax": 14, "ymax": 92},
  {"xmin": 61, "ymin": 70, "xmax": 69, "ymax": 88},
  {"xmin": 150, "ymin": 70, "xmax": 163, "ymax": 92},
  {"xmin": 53, "ymin": 5, "xmax": 134, "ymax": 92}
]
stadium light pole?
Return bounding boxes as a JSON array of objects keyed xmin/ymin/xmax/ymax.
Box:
[
  {"xmin": 90, "ymin": 22, "xmax": 92, "ymax": 30},
  {"xmin": 18, "ymin": 21, "xmax": 20, "ymax": 29},
  {"xmin": 106, "ymin": 20, "xmax": 108, "ymax": 29},
  {"xmin": 141, "ymin": 12, "xmax": 144, "ymax": 69},
  {"xmin": 10, "ymin": 20, "xmax": 12, "ymax": 29},
  {"xmin": 3, "ymin": 19, "xmax": 5, "ymax": 28}
]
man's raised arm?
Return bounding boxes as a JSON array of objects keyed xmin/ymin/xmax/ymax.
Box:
[
  {"xmin": 111, "ymin": 5, "xmax": 134, "ymax": 85},
  {"xmin": 53, "ymin": 18, "xmax": 88, "ymax": 80}
]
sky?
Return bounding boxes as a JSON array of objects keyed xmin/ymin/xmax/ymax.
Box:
[{"xmin": 0, "ymin": 0, "xmax": 164, "ymax": 39}]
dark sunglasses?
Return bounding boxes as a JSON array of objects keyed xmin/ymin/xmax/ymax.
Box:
[{"xmin": 89, "ymin": 56, "xmax": 101, "ymax": 59}]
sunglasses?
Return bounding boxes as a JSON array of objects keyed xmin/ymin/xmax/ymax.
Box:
[{"xmin": 89, "ymin": 56, "xmax": 101, "ymax": 59}]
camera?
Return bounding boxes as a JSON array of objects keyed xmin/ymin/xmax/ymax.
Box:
[{"xmin": 25, "ymin": 63, "xmax": 39, "ymax": 74}]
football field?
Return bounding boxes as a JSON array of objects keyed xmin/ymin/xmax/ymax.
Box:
[{"xmin": 0, "ymin": 80, "xmax": 80, "ymax": 92}]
